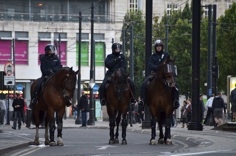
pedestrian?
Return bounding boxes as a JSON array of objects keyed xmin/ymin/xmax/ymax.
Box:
[
  {"xmin": 203, "ymin": 94, "xmax": 215, "ymax": 125},
  {"xmin": 199, "ymin": 94, "xmax": 206, "ymax": 123},
  {"xmin": 4, "ymin": 95, "xmax": 14, "ymax": 122},
  {"xmin": 133, "ymin": 102, "xmax": 141, "ymax": 123},
  {"xmin": 140, "ymin": 39, "xmax": 179, "ymax": 109},
  {"xmin": 0, "ymin": 99, "xmax": 7, "ymax": 125},
  {"xmin": 31, "ymin": 44, "xmax": 72, "ymax": 107},
  {"xmin": 230, "ymin": 84, "xmax": 236, "ymax": 121},
  {"xmin": 212, "ymin": 92, "xmax": 226, "ymax": 127},
  {"xmin": 137, "ymin": 97, "xmax": 145, "ymax": 122},
  {"xmin": 78, "ymin": 91, "xmax": 89, "ymax": 127},
  {"xmin": 98, "ymin": 42, "xmax": 135, "ymax": 106},
  {"xmin": 180, "ymin": 100, "xmax": 188, "ymax": 128},
  {"xmin": 12, "ymin": 93, "xmax": 24, "ymax": 130},
  {"xmin": 186, "ymin": 99, "xmax": 192, "ymax": 123}
]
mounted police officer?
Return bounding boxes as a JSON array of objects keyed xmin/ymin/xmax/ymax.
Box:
[
  {"xmin": 99, "ymin": 42, "xmax": 135, "ymax": 106},
  {"xmin": 141, "ymin": 39, "xmax": 179, "ymax": 109},
  {"xmin": 31, "ymin": 44, "xmax": 63, "ymax": 106}
]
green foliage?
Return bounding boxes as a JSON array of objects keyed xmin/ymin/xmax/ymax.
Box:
[
  {"xmin": 217, "ymin": 3, "xmax": 236, "ymax": 91},
  {"xmin": 119, "ymin": 2, "xmax": 236, "ymax": 97},
  {"xmin": 121, "ymin": 10, "xmax": 145, "ymax": 97}
]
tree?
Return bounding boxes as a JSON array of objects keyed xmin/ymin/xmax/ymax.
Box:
[
  {"xmin": 217, "ymin": 3, "xmax": 236, "ymax": 92},
  {"xmin": 120, "ymin": 10, "xmax": 145, "ymax": 97}
]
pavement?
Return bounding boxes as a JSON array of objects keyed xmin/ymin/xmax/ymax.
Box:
[{"xmin": 0, "ymin": 118, "xmax": 234, "ymax": 155}]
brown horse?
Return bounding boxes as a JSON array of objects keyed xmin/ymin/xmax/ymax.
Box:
[
  {"xmin": 146, "ymin": 56, "xmax": 177, "ymax": 145},
  {"xmin": 30, "ymin": 67, "xmax": 79, "ymax": 146},
  {"xmin": 105, "ymin": 68, "xmax": 133, "ymax": 145}
]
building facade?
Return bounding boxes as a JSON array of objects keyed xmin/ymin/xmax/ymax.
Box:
[{"xmin": 0, "ymin": 0, "xmax": 235, "ymax": 108}]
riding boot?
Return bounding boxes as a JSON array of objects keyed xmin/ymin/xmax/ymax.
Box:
[
  {"xmin": 99, "ymin": 85, "xmax": 106, "ymax": 106},
  {"xmin": 30, "ymin": 92, "xmax": 38, "ymax": 108},
  {"xmin": 127, "ymin": 78, "xmax": 136, "ymax": 103},
  {"xmin": 65, "ymin": 97, "xmax": 72, "ymax": 107},
  {"xmin": 173, "ymin": 87, "xmax": 180, "ymax": 109}
]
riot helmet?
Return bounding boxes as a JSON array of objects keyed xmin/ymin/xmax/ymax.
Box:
[
  {"xmin": 112, "ymin": 43, "xmax": 121, "ymax": 53},
  {"xmin": 153, "ymin": 39, "xmax": 164, "ymax": 53},
  {"xmin": 45, "ymin": 44, "xmax": 56, "ymax": 55}
]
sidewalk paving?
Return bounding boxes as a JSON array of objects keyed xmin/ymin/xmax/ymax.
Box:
[{"xmin": 0, "ymin": 118, "xmax": 219, "ymax": 155}]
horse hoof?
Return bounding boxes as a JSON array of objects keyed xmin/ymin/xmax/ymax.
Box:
[
  {"xmin": 114, "ymin": 139, "xmax": 119, "ymax": 144},
  {"xmin": 49, "ymin": 141, "xmax": 57, "ymax": 146},
  {"xmin": 109, "ymin": 140, "xmax": 115, "ymax": 144},
  {"xmin": 29, "ymin": 141, "xmax": 39, "ymax": 145},
  {"xmin": 121, "ymin": 140, "xmax": 127, "ymax": 145},
  {"xmin": 149, "ymin": 139, "xmax": 157, "ymax": 145},
  {"xmin": 45, "ymin": 140, "xmax": 50, "ymax": 145},
  {"xmin": 57, "ymin": 137, "xmax": 64, "ymax": 146},
  {"xmin": 57, "ymin": 140, "xmax": 64, "ymax": 146},
  {"xmin": 158, "ymin": 138, "xmax": 164, "ymax": 144},
  {"xmin": 165, "ymin": 139, "xmax": 172, "ymax": 145}
]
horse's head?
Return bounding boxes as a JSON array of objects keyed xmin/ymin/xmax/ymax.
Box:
[
  {"xmin": 158, "ymin": 56, "xmax": 177, "ymax": 87},
  {"xmin": 110, "ymin": 68, "xmax": 129, "ymax": 99},
  {"xmin": 112, "ymin": 68, "xmax": 128, "ymax": 85},
  {"xmin": 53, "ymin": 67, "xmax": 79, "ymax": 98}
]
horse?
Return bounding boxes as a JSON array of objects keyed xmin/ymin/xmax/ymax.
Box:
[
  {"xmin": 145, "ymin": 56, "xmax": 177, "ymax": 145},
  {"xmin": 104, "ymin": 68, "xmax": 134, "ymax": 145},
  {"xmin": 30, "ymin": 67, "xmax": 79, "ymax": 146}
]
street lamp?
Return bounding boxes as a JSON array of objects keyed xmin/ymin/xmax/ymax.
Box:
[{"xmin": 87, "ymin": 78, "xmax": 95, "ymax": 125}]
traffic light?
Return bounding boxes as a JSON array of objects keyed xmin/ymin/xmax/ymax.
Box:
[{"xmin": 212, "ymin": 65, "xmax": 219, "ymax": 78}]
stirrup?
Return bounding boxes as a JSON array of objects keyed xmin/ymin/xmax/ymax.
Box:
[{"xmin": 101, "ymin": 99, "xmax": 106, "ymax": 106}]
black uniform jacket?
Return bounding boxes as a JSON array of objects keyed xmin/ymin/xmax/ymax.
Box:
[
  {"xmin": 148, "ymin": 52, "xmax": 169, "ymax": 72},
  {"xmin": 40, "ymin": 54, "xmax": 62, "ymax": 76},
  {"xmin": 105, "ymin": 53, "xmax": 127, "ymax": 76}
]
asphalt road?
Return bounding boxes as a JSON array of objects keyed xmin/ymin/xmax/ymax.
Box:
[{"xmin": 2, "ymin": 127, "xmax": 236, "ymax": 156}]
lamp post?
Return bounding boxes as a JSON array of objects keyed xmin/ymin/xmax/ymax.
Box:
[
  {"xmin": 87, "ymin": 79, "xmax": 95, "ymax": 125},
  {"xmin": 87, "ymin": 1, "xmax": 95, "ymax": 125},
  {"xmin": 75, "ymin": 11, "xmax": 82, "ymax": 125}
]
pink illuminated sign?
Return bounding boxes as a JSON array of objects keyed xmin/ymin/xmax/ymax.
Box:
[
  {"xmin": 15, "ymin": 40, "xmax": 28, "ymax": 65},
  {"xmin": 0, "ymin": 40, "xmax": 11, "ymax": 64}
]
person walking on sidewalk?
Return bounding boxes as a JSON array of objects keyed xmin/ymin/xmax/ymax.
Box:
[
  {"xmin": 12, "ymin": 93, "xmax": 24, "ymax": 130},
  {"xmin": 0, "ymin": 99, "xmax": 6, "ymax": 125},
  {"xmin": 203, "ymin": 94, "xmax": 215, "ymax": 126},
  {"xmin": 180, "ymin": 100, "xmax": 188, "ymax": 128},
  {"xmin": 212, "ymin": 92, "xmax": 226, "ymax": 127},
  {"xmin": 78, "ymin": 91, "xmax": 89, "ymax": 127}
]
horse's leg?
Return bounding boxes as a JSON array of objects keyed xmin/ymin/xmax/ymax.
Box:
[
  {"xmin": 33, "ymin": 127, "xmax": 40, "ymax": 145},
  {"xmin": 164, "ymin": 117, "xmax": 172, "ymax": 145},
  {"xmin": 109, "ymin": 117, "xmax": 115, "ymax": 144},
  {"xmin": 56, "ymin": 111, "xmax": 65, "ymax": 146},
  {"xmin": 114, "ymin": 115, "xmax": 121, "ymax": 144},
  {"xmin": 44, "ymin": 117, "xmax": 50, "ymax": 145},
  {"xmin": 121, "ymin": 116, "xmax": 128, "ymax": 145},
  {"xmin": 158, "ymin": 120, "xmax": 165, "ymax": 144},
  {"xmin": 32, "ymin": 110, "xmax": 40, "ymax": 145},
  {"xmin": 49, "ymin": 113, "xmax": 57, "ymax": 146},
  {"xmin": 150, "ymin": 118, "xmax": 157, "ymax": 145}
]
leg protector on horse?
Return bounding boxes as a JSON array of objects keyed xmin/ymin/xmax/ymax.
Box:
[
  {"xmin": 109, "ymin": 119, "xmax": 115, "ymax": 139},
  {"xmin": 172, "ymin": 87, "xmax": 180, "ymax": 109},
  {"xmin": 57, "ymin": 120, "xmax": 63, "ymax": 138},
  {"xmin": 150, "ymin": 118, "xmax": 156, "ymax": 139},
  {"xmin": 121, "ymin": 119, "xmax": 128, "ymax": 140},
  {"xmin": 49, "ymin": 121, "xmax": 56, "ymax": 142}
]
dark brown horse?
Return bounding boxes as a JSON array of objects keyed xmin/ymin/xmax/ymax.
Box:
[
  {"xmin": 104, "ymin": 68, "xmax": 133, "ymax": 145},
  {"xmin": 146, "ymin": 56, "xmax": 177, "ymax": 145},
  {"xmin": 30, "ymin": 67, "xmax": 79, "ymax": 146}
]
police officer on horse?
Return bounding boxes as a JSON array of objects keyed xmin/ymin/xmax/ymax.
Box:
[
  {"xmin": 99, "ymin": 42, "xmax": 135, "ymax": 106},
  {"xmin": 31, "ymin": 44, "xmax": 71, "ymax": 107},
  {"xmin": 141, "ymin": 39, "xmax": 180, "ymax": 109}
]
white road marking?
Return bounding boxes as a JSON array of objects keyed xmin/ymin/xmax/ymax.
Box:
[{"xmin": 96, "ymin": 145, "xmax": 116, "ymax": 150}]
